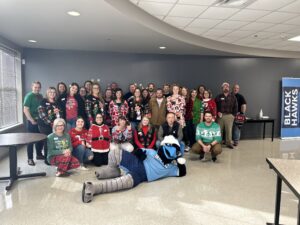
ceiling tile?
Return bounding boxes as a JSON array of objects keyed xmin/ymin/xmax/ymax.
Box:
[
  {"xmin": 188, "ymin": 18, "xmax": 222, "ymax": 28},
  {"xmin": 252, "ymin": 31, "xmax": 279, "ymax": 39},
  {"xmin": 279, "ymin": 1, "xmax": 300, "ymax": 13},
  {"xmin": 154, "ymin": 15, "xmax": 165, "ymax": 20},
  {"xmin": 138, "ymin": 2, "xmax": 174, "ymax": 16},
  {"xmin": 168, "ymin": 4, "xmax": 207, "ymax": 17},
  {"xmin": 139, "ymin": 0, "xmax": 177, "ymax": 3},
  {"xmin": 254, "ymin": 39, "xmax": 281, "ymax": 46},
  {"xmin": 184, "ymin": 27, "xmax": 209, "ymax": 35},
  {"xmin": 246, "ymin": 0, "xmax": 295, "ymax": 11},
  {"xmin": 234, "ymin": 37, "xmax": 264, "ymax": 45},
  {"xmin": 218, "ymin": 36, "xmax": 241, "ymax": 43},
  {"xmin": 178, "ymin": 0, "xmax": 217, "ymax": 6},
  {"xmin": 203, "ymin": 28, "xmax": 233, "ymax": 36},
  {"xmin": 284, "ymin": 16, "xmax": 300, "ymax": 25},
  {"xmin": 265, "ymin": 24, "xmax": 298, "ymax": 32},
  {"xmin": 198, "ymin": 7, "xmax": 240, "ymax": 20},
  {"xmin": 164, "ymin": 16, "xmax": 194, "ymax": 27},
  {"xmin": 228, "ymin": 9, "xmax": 270, "ymax": 22},
  {"xmin": 214, "ymin": 20, "xmax": 248, "ymax": 29},
  {"xmin": 257, "ymin": 11, "xmax": 298, "ymax": 23},
  {"xmin": 240, "ymin": 22, "xmax": 274, "ymax": 31},
  {"xmin": 268, "ymin": 33, "xmax": 295, "ymax": 40},
  {"xmin": 202, "ymin": 34, "xmax": 219, "ymax": 39},
  {"xmin": 286, "ymin": 28, "xmax": 300, "ymax": 35},
  {"xmin": 225, "ymin": 30, "xmax": 256, "ymax": 38},
  {"xmin": 130, "ymin": 0, "xmax": 139, "ymax": 4}
]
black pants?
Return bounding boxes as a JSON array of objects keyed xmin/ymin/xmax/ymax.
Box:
[
  {"xmin": 38, "ymin": 125, "xmax": 52, "ymax": 163},
  {"xmin": 93, "ymin": 151, "xmax": 109, "ymax": 167},
  {"xmin": 27, "ymin": 121, "xmax": 44, "ymax": 160},
  {"xmin": 183, "ymin": 119, "xmax": 196, "ymax": 147}
]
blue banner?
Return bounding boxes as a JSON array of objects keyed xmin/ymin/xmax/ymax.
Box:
[{"xmin": 281, "ymin": 77, "xmax": 300, "ymax": 138}]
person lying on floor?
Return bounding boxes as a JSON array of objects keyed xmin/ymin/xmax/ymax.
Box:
[{"xmin": 82, "ymin": 135, "xmax": 186, "ymax": 203}]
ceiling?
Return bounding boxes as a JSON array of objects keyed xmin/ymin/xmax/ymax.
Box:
[
  {"xmin": 130, "ymin": 0, "xmax": 300, "ymax": 52},
  {"xmin": 0, "ymin": 0, "xmax": 300, "ymax": 57}
]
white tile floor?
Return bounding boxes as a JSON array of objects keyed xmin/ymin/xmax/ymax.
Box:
[{"xmin": 0, "ymin": 139, "xmax": 299, "ymax": 225}]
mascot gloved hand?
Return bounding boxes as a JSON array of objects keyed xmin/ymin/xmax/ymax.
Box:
[{"xmin": 82, "ymin": 135, "xmax": 187, "ymax": 203}]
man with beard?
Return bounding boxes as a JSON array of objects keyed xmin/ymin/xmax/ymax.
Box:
[
  {"xmin": 124, "ymin": 83, "xmax": 137, "ymax": 101},
  {"xmin": 147, "ymin": 83, "xmax": 156, "ymax": 98},
  {"xmin": 215, "ymin": 82, "xmax": 238, "ymax": 149},
  {"xmin": 149, "ymin": 88, "xmax": 167, "ymax": 131},
  {"xmin": 191, "ymin": 111, "xmax": 222, "ymax": 162},
  {"xmin": 163, "ymin": 83, "xmax": 171, "ymax": 98},
  {"xmin": 232, "ymin": 84, "xmax": 247, "ymax": 146}
]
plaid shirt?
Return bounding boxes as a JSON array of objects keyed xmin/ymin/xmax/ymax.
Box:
[{"xmin": 215, "ymin": 93, "xmax": 238, "ymax": 115}]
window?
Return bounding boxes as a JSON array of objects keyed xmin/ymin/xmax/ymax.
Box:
[{"xmin": 0, "ymin": 46, "xmax": 22, "ymax": 131}]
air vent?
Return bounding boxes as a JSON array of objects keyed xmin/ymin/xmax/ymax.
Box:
[{"xmin": 214, "ymin": 0, "xmax": 257, "ymax": 8}]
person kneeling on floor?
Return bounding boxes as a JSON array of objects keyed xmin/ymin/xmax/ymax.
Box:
[
  {"xmin": 82, "ymin": 135, "xmax": 186, "ymax": 203},
  {"xmin": 191, "ymin": 111, "xmax": 222, "ymax": 162}
]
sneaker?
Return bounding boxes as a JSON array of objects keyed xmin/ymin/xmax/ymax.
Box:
[
  {"xmin": 233, "ymin": 142, "xmax": 238, "ymax": 146},
  {"xmin": 199, "ymin": 153, "xmax": 205, "ymax": 160},
  {"xmin": 56, "ymin": 171, "xmax": 70, "ymax": 177},
  {"xmin": 184, "ymin": 146, "xmax": 190, "ymax": 152},
  {"xmin": 200, "ymin": 153, "xmax": 208, "ymax": 161},
  {"xmin": 28, "ymin": 159, "xmax": 35, "ymax": 166},
  {"xmin": 227, "ymin": 144, "xmax": 234, "ymax": 149},
  {"xmin": 36, "ymin": 155, "xmax": 45, "ymax": 160},
  {"xmin": 78, "ymin": 165, "xmax": 89, "ymax": 171}
]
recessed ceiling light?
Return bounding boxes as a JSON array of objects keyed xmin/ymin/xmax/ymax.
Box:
[
  {"xmin": 159, "ymin": 46, "xmax": 166, "ymax": 49},
  {"xmin": 67, "ymin": 11, "xmax": 80, "ymax": 16},
  {"xmin": 28, "ymin": 40, "xmax": 37, "ymax": 43},
  {"xmin": 288, "ymin": 35, "xmax": 300, "ymax": 42}
]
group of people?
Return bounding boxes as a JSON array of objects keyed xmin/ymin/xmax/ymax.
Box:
[{"xmin": 23, "ymin": 80, "xmax": 247, "ymax": 177}]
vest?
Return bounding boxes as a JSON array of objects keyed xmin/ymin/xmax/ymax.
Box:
[
  {"xmin": 137, "ymin": 126, "xmax": 155, "ymax": 148},
  {"xmin": 162, "ymin": 122, "xmax": 179, "ymax": 139}
]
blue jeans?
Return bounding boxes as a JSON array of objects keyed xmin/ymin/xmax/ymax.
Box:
[
  {"xmin": 232, "ymin": 123, "xmax": 241, "ymax": 143},
  {"xmin": 156, "ymin": 140, "xmax": 185, "ymax": 156},
  {"xmin": 72, "ymin": 145, "xmax": 94, "ymax": 164},
  {"xmin": 27, "ymin": 121, "xmax": 44, "ymax": 159},
  {"xmin": 66, "ymin": 118, "xmax": 77, "ymax": 131}
]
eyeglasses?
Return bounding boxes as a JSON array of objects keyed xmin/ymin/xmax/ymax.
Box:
[
  {"xmin": 96, "ymin": 117, "xmax": 103, "ymax": 119},
  {"xmin": 57, "ymin": 124, "xmax": 64, "ymax": 127}
]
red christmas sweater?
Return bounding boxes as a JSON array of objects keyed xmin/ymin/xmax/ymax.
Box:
[
  {"xmin": 109, "ymin": 100, "xmax": 129, "ymax": 127},
  {"xmin": 134, "ymin": 125, "xmax": 156, "ymax": 149},
  {"xmin": 69, "ymin": 128, "xmax": 88, "ymax": 148},
  {"xmin": 202, "ymin": 98, "xmax": 217, "ymax": 121},
  {"xmin": 87, "ymin": 124, "xmax": 111, "ymax": 152}
]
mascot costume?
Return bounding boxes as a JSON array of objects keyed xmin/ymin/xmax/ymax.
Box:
[{"xmin": 82, "ymin": 135, "xmax": 186, "ymax": 203}]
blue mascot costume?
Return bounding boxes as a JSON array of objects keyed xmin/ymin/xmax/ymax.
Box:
[{"xmin": 82, "ymin": 135, "xmax": 187, "ymax": 203}]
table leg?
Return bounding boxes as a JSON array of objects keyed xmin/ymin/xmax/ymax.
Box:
[
  {"xmin": 297, "ymin": 200, "xmax": 300, "ymax": 225},
  {"xmin": 263, "ymin": 122, "xmax": 266, "ymax": 139},
  {"xmin": 18, "ymin": 172, "xmax": 46, "ymax": 179},
  {"xmin": 267, "ymin": 175, "xmax": 283, "ymax": 225},
  {"xmin": 6, "ymin": 146, "xmax": 18, "ymax": 190},
  {"xmin": 274, "ymin": 176, "xmax": 282, "ymax": 225},
  {"xmin": 271, "ymin": 121, "xmax": 274, "ymax": 142}
]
